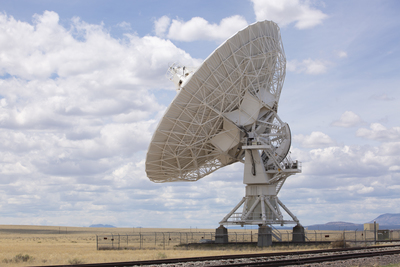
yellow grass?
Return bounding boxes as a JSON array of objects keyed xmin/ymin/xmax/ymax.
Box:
[
  {"xmin": 0, "ymin": 225, "xmax": 264, "ymax": 266},
  {"xmin": 0, "ymin": 225, "xmax": 378, "ymax": 266}
]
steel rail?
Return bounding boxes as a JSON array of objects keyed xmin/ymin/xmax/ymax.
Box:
[
  {"xmin": 209, "ymin": 248, "xmax": 400, "ymax": 267},
  {"xmin": 29, "ymin": 244, "xmax": 400, "ymax": 267}
]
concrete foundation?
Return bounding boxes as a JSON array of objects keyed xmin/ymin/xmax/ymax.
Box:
[
  {"xmin": 215, "ymin": 225, "xmax": 228, "ymax": 244},
  {"xmin": 292, "ymin": 224, "xmax": 305, "ymax": 242},
  {"xmin": 257, "ymin": 225, "xmax": 272, "ymax": 247}
]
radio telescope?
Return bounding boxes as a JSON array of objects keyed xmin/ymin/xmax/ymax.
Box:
[{"xmin": 146, "ymin": 20, "xmax": 302, "ymax": 244}]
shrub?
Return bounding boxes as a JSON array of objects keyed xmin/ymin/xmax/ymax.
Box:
[
  {"xmin": 156, "ymin": 252, "xmax": 167, "ymax": 259},
  {"xmin": 68, "ymin": 258, "xmax": 85, "ymax": 265},
  {"xmin": 14, "ymin": 253, "xmax": 32, "ymax": 262},
  {"xmin": 331, "ymin": 239, "xmax": 348, "ymax": 248}
]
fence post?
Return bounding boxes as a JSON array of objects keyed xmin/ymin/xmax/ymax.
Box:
[
  {"xmin": 287, "ymin": 231, "xmax": 289, "ymax": 247},
  {"xmin": 364, "ymin": 230, "xmax": 366, "ymax": 243},
  {"xmin": 96, "ymin": 235, "xmax": 98, "ymax": 250},
  {"xmin": 111, "ymin": 234, "xmax": 114, "ymax": 249},
  {"xmin": 163, "ymin": 233, "xmax": 165, "ymax": 250},
  {"xmin": 127, "ymin": 234, "xmax": 128, "ymax": 246},
  {"xmin": 118, "ymin": 234, "xmax": 120, "ymax": 250},
  {"xmin": 155, "ymin": 232, "xmax": 157, "ymax": 246},
  {"xmin": 139, "ymin": 233, "xmax": 142, "ymax": 249},
  {"xmin": 354, "ymin": 230, "xmax": 357, "ymax": 244},
  {"xmin": 343, "ymin": 231, "xmax": 346, "ymax": 248}
]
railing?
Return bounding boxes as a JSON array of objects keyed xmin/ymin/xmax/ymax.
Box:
[{"xmin": 227, "ymin": 212, "xmax": 281, "ymax": 222}]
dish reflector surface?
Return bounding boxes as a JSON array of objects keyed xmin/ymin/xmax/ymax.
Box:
[{"xmin": 146, "ymin": 20, "xmax": 286, "ymax": 182}]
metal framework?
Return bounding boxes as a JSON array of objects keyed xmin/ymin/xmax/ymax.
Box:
[
  {"xmin": 218, "ymin": 110, "xmax": 301, "ymax": 226},
  {"xmin": 145, "ymin": 20, "xmax": 301, "ymax": 227}
]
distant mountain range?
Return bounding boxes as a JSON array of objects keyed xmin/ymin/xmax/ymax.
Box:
[
  {"xmin": 89, "ymin": 224, "xmax": 116, "ymax": 228},
  {"xmin": 306, "ymin": 213, "xmax": 400, "ymax": 230},
  {"xmin": 87, "ymin": 214, "xmax": 400, "ymax": 230},
  {"xmin": 369, "ymin": 213, "xmax": 400, "ymax": 225}
]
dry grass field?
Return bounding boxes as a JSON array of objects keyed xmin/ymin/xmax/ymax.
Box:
[
  {"xmin": 0, "ymin": 225, "xmax": 328, "ymax": 266},
  {"xmin": 0, "ymin": 225, "xmax": 391, "ymax": 266}
]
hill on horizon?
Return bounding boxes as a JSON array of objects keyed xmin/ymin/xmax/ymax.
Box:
[
  {"xmin": 89, "ymin": 224, "xmax": 116, "ymax": 228},
  {"xmin": 306, "ymin": 213, "xmax": 400, "ymax": 230},
  {"xmin": 369, "ymin": 213, "xmax": 400, "ymax": 225}
]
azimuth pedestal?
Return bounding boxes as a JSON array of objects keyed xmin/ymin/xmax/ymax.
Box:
[{"xmin": 219, "ymin": 144, "xmax": 302, "ymax": 246}]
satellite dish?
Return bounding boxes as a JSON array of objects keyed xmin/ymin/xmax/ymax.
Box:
[{"xmin": 146, "ymin": 20, "xmax": 301, "ymax": 228}]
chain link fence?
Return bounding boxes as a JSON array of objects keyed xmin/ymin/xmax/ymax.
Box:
[
  {"xmin": 96, "ymin": 229, "xmax": 400, "ymax": 250},
  {"xmin": 96, "ymin": 231, "xmax": 261, "ymax": 250}
]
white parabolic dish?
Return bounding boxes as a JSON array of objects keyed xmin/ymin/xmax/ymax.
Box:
[{"xmin": 146, "ymin": 20, "xmax": 288, "ymax": 183}]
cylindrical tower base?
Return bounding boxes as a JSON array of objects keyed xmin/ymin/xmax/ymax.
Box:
[{"xmin": 258, "ymin": 225, "xmax": 272, "ymax": 247}]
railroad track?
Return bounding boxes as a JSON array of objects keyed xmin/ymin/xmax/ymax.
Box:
[
  {"xmin": 33, "ymin": 244, "xmax": 400, "ymax": 267},
  {"xmin": 207, "ymin": 247, "xmax": 400, "ymax": 266}
]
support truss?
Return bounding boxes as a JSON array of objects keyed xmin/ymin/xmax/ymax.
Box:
[{"xmin": 219, "ymin": 126, "xmax": 301, "ymax": 227}]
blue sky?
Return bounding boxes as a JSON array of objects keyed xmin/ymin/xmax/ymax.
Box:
[{"xmin": 0, "ymin": 0, "xmax": 399, "ymax": 228}]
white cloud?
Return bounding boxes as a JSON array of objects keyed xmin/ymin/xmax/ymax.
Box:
[
  {"xmin": 0, "ymin": 162, "xmax": 31, "ymax": 175},
  {"xmin": 0, "ymin": 11, "xmax": 203, "ymax": 132},
  {"xmin": 294, "ymin": 131, "xmax": 335, "ymax": 148},
  {"xmin": 0, "ymin": 11, "xmax": 206, "ymax": 226},
  {"xmin": 117, "ymin": 21, "xmax": 131, "ymax": 30},
  {"xmin": 287, "ymin": 58, "xmax": 328, "ymax": 74},
  {"xmin": 370, "ymin": 93, "xmax": 395, "ymax": 101},
  {"xmin": 283, "ymin": 134, "xmax": 400, "ymax": 225},
  {"xmin": 284, "ymin": 137, "xmax": 400, "ymax": 225},
  {"xmin": 389, "ymin": 165, "xmax": 400, "ymax": 172},
  {"xmin": 336, "ymin": 50, "xmax": 347, "ymax": 58},
  {"xmin": 0, "ymin": 98, "xmax": 7, "ymax": 107},
  {"xmin": 356, "ymin": 186, "xmax": 374, "ymax": 194},
  {"xmin": 337, "ymin": 184, "xmax": 374, "ymax": 195},
  {"xmin": 154, "ymin": 15, "xmax": 171, "ymax": 37},
  {"xmin": 307, "ymin": 146, "xmax": 364, "ymax": 175},
  {"xmin": 156, "ymin": 15, "xmax": 248, "ymax": 42},
  {"xmin": 0, "ymin": 11, "xmax": 200, "ymax": 86},
  {"xmin": 289, "ymin": 127, "xmax": 400, "ymax": 187},
  {"xmin": 251, "ymin": 0, "xmax": 328, "ymax": 29},
  {"xmin": 331, "ymin": 111, "xmax": 364, "ymax": 128},
  {"xmin": 356, "ymin": 123, "xmax": 400, "ymax": 141}
]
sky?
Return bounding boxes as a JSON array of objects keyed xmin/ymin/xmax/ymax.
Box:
[{"xmin": 0, "ymin": 0, "xmax": 399, "ymax": 229}]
